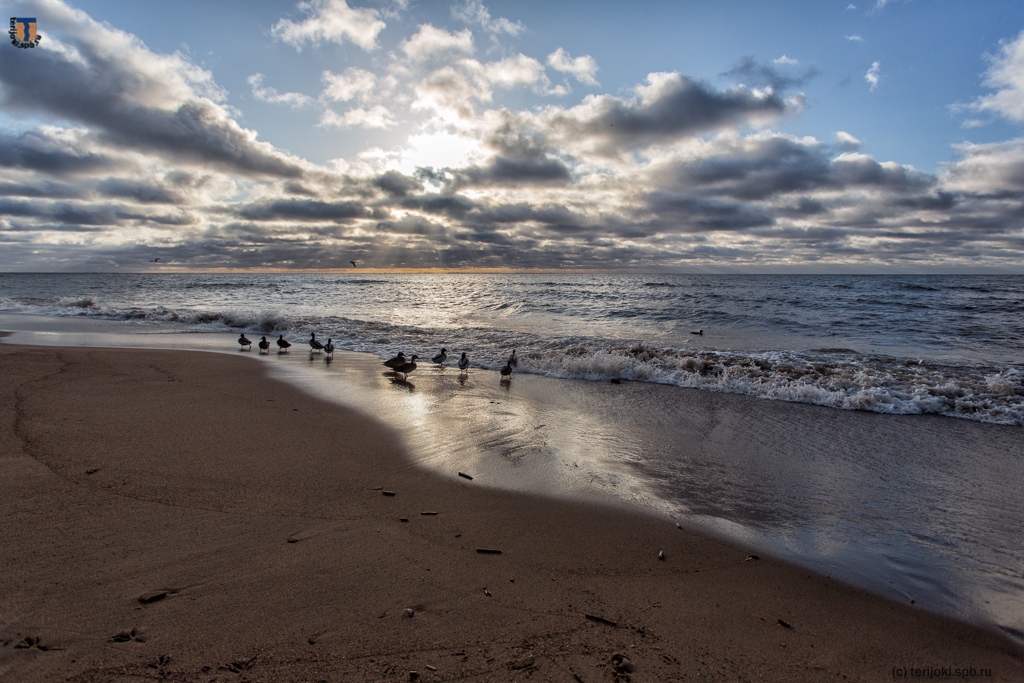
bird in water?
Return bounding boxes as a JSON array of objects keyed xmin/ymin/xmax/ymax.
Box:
[
  {"xmin": 309, "ymin": 332, "xmax": 325, "ymax": 354},
  {"xmin": 277, "ymin": 335, "xmax": 292, "ymax": 353},
  {"xmin": 238, "ymin": 333, "xmax": 252, "ymax": 351},
  {"xmin": 324, "ymin": 338, "xmax": 335, "ymax": 358},
  {"xmin": 258, "ymin": 336, "xmax": 270, "ymax": 354},
  {"xmin": 500, "ymin": 360, "xmax": 513, "ymax": 380},
  {"xmin": 432, "ymin": 348, "xmax": 448, "ymax": 365},
  {"xmin": 383, "ymin": 352, "xmax": 406, "ymax": 368},
  {"xmin": 458, "ymin": 352, "xmax": 469, "ymax": 372},
  {"xmin": 690, "ymin": 329, "xmax": 704, "ymax": 336},
  {"xmin": 394, "ymin": 355, "xmax": 419, "ymax": 380},
  {"xmin": 508, "ymin": 349, "xmax": 518, "ymax": 368}
]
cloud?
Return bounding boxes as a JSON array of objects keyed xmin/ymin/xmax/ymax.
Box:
[
  {"xmin": 248, "ymin": 74, "xmax": 314, "ymax": 108},
  {"xmin": 723, "ymin": 56, "xmax": 818, "ymax": 91},
  {"xmin": 400, "ymin": 24, "xmax": 475, "ymax": 66},
  {"xmin": 410, "ymin": 67, "xmax": 484, "ymax": 120},
  {"xmin": 0, "ymin": 0, "xmax": 305, "ymax": 178},
  {"xmin": 271, "ymin": 0, "xmax": 386, "ymax": 52},
  {"xmin": 845, "ymin": 35, "xmax": 864, "ymax": 42},
  {"xmin": 965, "ymin": 30, "xmax": 1024, "ymax": 123},
  {"xmin": 835, "ymin": 131, "xmax": 862, "ymax": 150},
  {"xmin": 451, "ymin": 0, "xmax": 524, "ymax": 36},
  {"xmin": 0, "ymin": 128, "xmax": 112, "ymax": 175},
  {"xmin": 484, "ymin": 54, "xmax": 546, "ymax": 90},
  {"xmin": 235, "ymin": 199, "xmax": 371, "ymax": 221},
  {"xmin": 545, "ymin": 72, "xmax": 799, "ymax": 153},
  {"xmin": 321, "ymin": 68, "xmax": 378, "ymax": 102},
  {"xmin": 374, "ymin": 171, "xmax": 422, "ymax": 197},
  {"xmin": 941, "ymin": 138, "xmax": 1024, "ymax": 196},
  {"xmin": 319, "ymin": 105, "xmax": 396, "ymax": 129},
  {"xmin": 865, "ymin": 61, "xmax": 881, "ymax": 91},
  {"xmin": 546, "ymin": 48, "xmax": 599, "ymax": 86}
]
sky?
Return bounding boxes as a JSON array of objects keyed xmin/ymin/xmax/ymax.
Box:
[{"xmin": 0, "ymin": 0, "xmax": 1023, "ymax": 272}]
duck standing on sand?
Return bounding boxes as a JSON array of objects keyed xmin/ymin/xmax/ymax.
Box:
[
  {"xmin": 238, "ymin": 333, "xmax": 252, "ymax": 351},
  {"xmin": 324, "ymin": 338, "xmax": 335, "ymax": 358},
  {"xmin": 394, "ymin": 355, "xmax": 419, "ymax": 380},
  {"xmin": 309, "ymin": 332, "xmax": 324, "ymax": 354},
  {"xmin": 384, "ymin": 352, "xmax": 406, "ymax": 368},
  {"xmin": 508, "ymin": 349, "xmax": 518, "ymax": 368},
  {"xmin": 258, "ymin": 336, "xmax": 270, "ymax": 354},
  {"xmin": 432, "ymin": 348, "xmax": 448, "ymax": 366},
  {"xmin": 458, "ymin": 352, "xmax": 469, "ymax": 372},
  {"xmin": 500, "ymin": 360, "xmax": 513, "ymax": 381},
  {"xmin": 277, "ymin": 335, "xmax": 291, "ymax": 353}
]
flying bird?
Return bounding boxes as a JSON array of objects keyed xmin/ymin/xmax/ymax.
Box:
[
  {"xmin": 432, "ymin": 348, "xmax": 448, "ymax": 365},
  {"xmin": 309, "ymin": 332, "xmax": 324, "ymax": 354},
  {"xmin": 151, "ymin": 258, "xmax": 160, "ymax": 262},
  {"xmin": 350, "ymin": 261, "xmax": 357, "ymax": 268},
  {"xmin": 258, "ymin": 336, "xmax": 270, "ymax": 354},
  {"xmin": 277, "ymin": 335, "xmax": 291, "ymax": 353}
]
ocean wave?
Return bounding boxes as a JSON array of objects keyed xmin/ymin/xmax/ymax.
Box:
[{"xmin": 3, "ymin": 285, "xmax": 1022, "ymax": 426}]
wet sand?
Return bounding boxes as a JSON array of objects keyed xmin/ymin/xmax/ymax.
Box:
[{"xmin": 1, "ymin": 344, "xmax": 1021, "ymax": 682}]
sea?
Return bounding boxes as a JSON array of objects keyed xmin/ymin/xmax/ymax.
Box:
[{"xmin": 1, "ymin": 272, "xmax": 1022, "ymax": 641}]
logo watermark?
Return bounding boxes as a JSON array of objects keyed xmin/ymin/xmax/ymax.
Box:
[{"xmin": 9, "ymin": 17, "xmax": 42, "ymax": 48}]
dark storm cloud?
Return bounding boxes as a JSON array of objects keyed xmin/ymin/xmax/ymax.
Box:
[
  {"xmin": 235, "ymin": 199, "xmax": 370, "ymax": 221},
  {"xmin": 0, "ymin": 130, "xmax": 112, "ymax": 174},
  {"xmin": 0, "ymin": 7, "xmax": 304, "ymax": 179},
  {"xmin": 546, "ymin": 72, "xmax": 796, "ymax": 152}
]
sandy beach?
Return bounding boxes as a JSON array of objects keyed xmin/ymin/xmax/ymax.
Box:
[{"xmin": 1, "ymin": 343, "xmax": 1021, "ymax": 682}]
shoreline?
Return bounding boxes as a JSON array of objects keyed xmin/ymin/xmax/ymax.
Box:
[{"xmin": 1, "ymin": 343, "xmax": 1021, "ymax": 681}]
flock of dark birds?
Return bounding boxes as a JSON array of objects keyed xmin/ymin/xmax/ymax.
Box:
[{"xmin": 237, "ymin": 333, "xmax": 518, "ymax": 382}]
